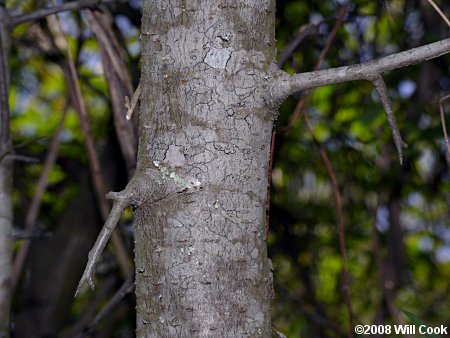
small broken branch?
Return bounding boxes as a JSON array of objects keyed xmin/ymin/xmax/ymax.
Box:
[
  {"xmin": 76, "ymin": 198, "xmax": 127, "ymax": 296},
  {"xmin": 76, "ymin": 165, "xmax": 198, "ymax": 295},
  {"xmin": 125, "ymin": 81, "xmax": 141, "ymax": 120},
  {"xmin": 370, "ymin": 74, "xmax": 407, "ymax": 165}
]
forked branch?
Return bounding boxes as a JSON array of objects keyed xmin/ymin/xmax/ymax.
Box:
[
  {"xmin": 273, "ymin": 37, "xmax": 450, "ymax": 163},
  {"xmin": 274, "ymin": 38, "xmax": 450, "ymax": 96}
]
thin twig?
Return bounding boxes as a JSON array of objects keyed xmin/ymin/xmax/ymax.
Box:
[
  {"xmin": 81, "ymin": 273, "xmax": 134, "ymax": 336},
  {"xmin": 302, "ymin": 113, "xmax": 353, "ymax": 338},
  {"xmin": 439, "ymin": 94, "xmax": 450, "ymax": 157},
  {"xmin": 85, "ymin": 10, "xmax": 131, "ymax": 90},
  {"xmin": 426, "ymin": 0, "xmax": 450, "ymax": 28},
  {"xmin": 10, "ymin": 0, "xmax": 126, "ymax": 27},
  {"xmin": 11, "ymin": 107, "xmax": 67, "ymax": 292},
  {"xmin": 0, "ymin": 136, "xmax": 48, "ymax": 162},
  {"xmin": 284, "ymin": 0, "xmax": 352, "ymax": 136},
  {"xmin": 1, "ymin": 154, "xmax": 38, "ymax": 163},
  {"xmin": 370, "ymin": 74, "xmax": 407, "ymax": 165},
  {"xmin": 277, "ymin": 23, "xmax": 320, "ymax": 68}
]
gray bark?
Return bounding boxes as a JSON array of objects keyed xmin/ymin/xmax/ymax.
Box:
[
  {"xmin": 0, "ymin": 4, "xmax": 12, "ymax": 338},
  {"xmin": 135, "ymin": 1, "xmax": 278, "ymax": 336}
]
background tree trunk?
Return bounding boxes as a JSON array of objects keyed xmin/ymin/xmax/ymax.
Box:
[
  {"xmin": 136, "ymin": 0, "xmax": 279, "ymax": 336},
  {"xmin": 0, "ymin": 3, "xmax": 12, "ymax": 337}
]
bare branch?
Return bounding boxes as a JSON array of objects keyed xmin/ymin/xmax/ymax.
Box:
[
  {"xmin": 75, "ymin": 199, "xmax": 126, "ymax": 296},
  {"xmin": 10, "ymin": 0, "xmax": 125, "ymax": 27},
  {"xmin": 2, "ymin": 154, "xmax": 38, "ymax": 163},
  {"xmin": 277, "ymin": 23, "xmax": 320, "ymax": 68},
  {"xmin": 273, "ymin": 37, "xmax": 450, "ymax": 98},
  {"xmin": 370, "ymin": 75, "xmax": 407, "ymax": 165}
]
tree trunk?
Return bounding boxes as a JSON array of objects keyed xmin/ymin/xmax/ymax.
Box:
[
  {"xmin": 135, "ymin": 1, "xmax": 279, "ymax": 336},
  {"xmin": 0, "ymin": 4, "xmax": 12, "ymax": 337}
]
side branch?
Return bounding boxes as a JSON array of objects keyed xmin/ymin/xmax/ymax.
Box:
[
  {"xmin": 75, "ymin": 198, "xmax": 127, "ymax": 297},
  {"xmin": 273, "ymin": 37, "xmax": 450, "ymax": 98},
  {"xmin": 75, "ymin": 166, "xmax": 201, "ymax": 296}
]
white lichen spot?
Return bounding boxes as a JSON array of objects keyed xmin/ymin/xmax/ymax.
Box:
[
  {"xmin": 159, "ymin": 317, "xmax": 165, "ymax": 324},
  {"xmin": 187, "ymin": 245, "xmax": 195, "ymax": 256},
  {"xmin": 213, "ymin": 200, "xmax": 219, "ymax": 209},
  {"xmin": 154, "ymin": 160, "xmax": 201, "ymax": 190},
  {"xmin": 204, "ymin": 46, "xmax": 231, "ymax": 69}
]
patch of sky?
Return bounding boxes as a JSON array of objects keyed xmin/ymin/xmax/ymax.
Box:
[
  {"xmin": 418, "ymin": 236, "xmax": 433, "ymax": 252},
  {"xmin": 404, "ymin": 10, "xmax": 424, "ymax": 41},
  {"xmin": 115, "ymin": 15, "xmax": 138, "ymax": 38},
  {"xmin": 309, "ymin": 12, "xmax": 324, "ymax": 25},
  {"xmin": 398, "ymin": 80, "xmax": 416, "ymax": 99},
  {"xmin": 435, "ymin": 245, "xmax": 450, "ymax": 263},
  {"xmin": 79, "ymin": 49, "xmax": 102, "ymax": 75},
  {"xmin": 376, "ymin": 205, "xmax": 389, "ymax": 233},
  {"xmin": 406, "ymin": 192, "xmax": 424, "ymax": 209},
  {"xmin": 56, "ymin": 11, "xmax": 79, "ymax": 38},
  {"xmin": 130, "ymin": 0, "xmax": 143, "ymax": 10}
]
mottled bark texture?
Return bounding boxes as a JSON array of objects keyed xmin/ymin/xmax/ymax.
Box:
[{"xmin": 135, "ymin": 0, "xmax": 279, "ymax": 336}]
